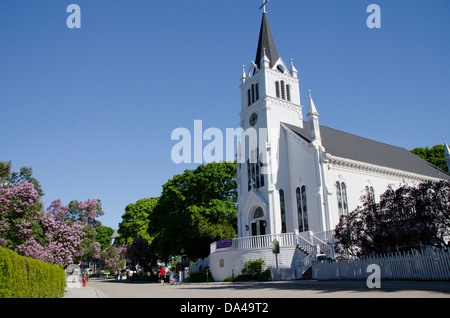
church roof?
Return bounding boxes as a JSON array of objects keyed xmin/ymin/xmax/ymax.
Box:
[
  {"xmin": 285, "ymin": 122, "xmax": 450, "ymax": 180},
  {"xmin": 254, "ymin": 13, "xmax": 279, "ymax": 69}
]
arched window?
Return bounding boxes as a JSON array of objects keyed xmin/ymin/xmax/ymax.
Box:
[
  {"xmin": 275, "ymin": 81, "xmax": 280, "ymax": 98},
  {"xmin": 251, "ymin": 84, "xmax": 255, "ymax": 104},
  {"xmin": 365, "ymin": 186, "xmax": 375, "ymax": 204},
  {"xmin": 260, "ymin": 160, "xmax": 264, "ymax": 187},
  {"xmin": 336, "ymin": 182, "xmax": 343, "ymax": 216},
  {"xmin": 301, "ymin": 186, "xmax": 308, "ymax": 231},
  {"xmin": 247, "ymin": 148, "xmax": 264, "ymax": 191},
  {"xmin": 279, "ymin": 189, "xmax": 287, "ymax": 233},
  {"xmin": 247, "ymin": 159, "xmax": 251, "ymax": 191},
  {"xmin": 336, "ymin": 181, "xmax": 349, "ymax": 217},
  {"xmin": 296, "ymin": 186, "xmax": 309, "ymax": 232},
  {"xmin": 341, "ymin": 183, "xmax": 349, "ymax": 215},
  {"xmin": 248, "ymin": 83, "xmax": 259, "ymax": 106},
  {"xmin": 253, "ymin": 207, "xmax": 264, "ymax": 219},
  {"xmin": 275, "ymin": 81, "xmax": 290, "ymax": 102}
]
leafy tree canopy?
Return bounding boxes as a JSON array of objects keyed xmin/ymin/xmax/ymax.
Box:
[
  {"xmin": 148, "ymin": 162, "xmax": 237, "ymax": 261},
  {"xmin": 335, "ymin": 180, "xmax": 450, "ymax": 258},
  {"xmin": 95, "ymin": 224, "xmax": 115, "ymax": 251},
  {"xmin": 118, "ymin": 197, "xmax": 159, "ymax": 244},
  {"xmin": 411, "ymin": 144, "xmax": 449, "ymax": 172}
]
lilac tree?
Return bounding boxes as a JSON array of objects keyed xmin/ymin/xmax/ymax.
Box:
[
  {"xmin": 100, "ymin": 245, "xmax": 125, "ymax": 273},
  {"xmin": 0, "ymin": 180, "xmax": 103, "ymax": 267}
]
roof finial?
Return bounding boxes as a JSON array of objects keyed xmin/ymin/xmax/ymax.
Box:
[{"xmin": 260, "ymin": 0, "xmax": 269, "ymax": 13}]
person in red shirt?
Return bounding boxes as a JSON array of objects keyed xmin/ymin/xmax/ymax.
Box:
[{"xmin": 159, "ymin": 267, "xmax": 166, "ymax": 286}]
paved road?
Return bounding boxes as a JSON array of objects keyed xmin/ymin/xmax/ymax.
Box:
[{"xmin": 80, "ymin": 277, "xmax": 450, "ymax": 298}]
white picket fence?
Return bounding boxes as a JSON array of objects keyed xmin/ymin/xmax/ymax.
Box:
[{"xmin": 314, "ymin": 248, "xmax": 450, "ymax": 281}]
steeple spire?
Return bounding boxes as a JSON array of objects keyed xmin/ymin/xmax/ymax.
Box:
[
  {"xmin": 254, "ymin": 11, "xmax": 279, "ymax": 70},
  {"xmin": 444, "ymin": 138, "xmax": 450, "ymax": 172},
  {"xmin": 308, "ymin": 90, "xmax": 321, "ymax": 143}
]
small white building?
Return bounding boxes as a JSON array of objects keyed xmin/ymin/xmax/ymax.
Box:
[{"xmin": 209, "ymin": 10, "xmax": 450, "ymax": 282}]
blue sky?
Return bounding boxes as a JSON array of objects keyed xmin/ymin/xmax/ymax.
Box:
[{"xmin": 1, "ymin": 0, "xmax": 449, "ymax": 229}]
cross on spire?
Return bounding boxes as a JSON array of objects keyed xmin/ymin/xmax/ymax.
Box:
[{"xmin": 260, "ymin": 0, "xmax": 269, "ymax": 13}]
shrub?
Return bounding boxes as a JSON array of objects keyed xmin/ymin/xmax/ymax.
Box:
[
  {"xmin": 0, "ymin": 246, "xmax": 65, "ymax": 298},
  {"xmin": 224, "ymin": 259, "xmax": 271, "ymax": 282},
  {"xmin": 187, "ymin": 267, "xmax": 214, "ymax": 283}
]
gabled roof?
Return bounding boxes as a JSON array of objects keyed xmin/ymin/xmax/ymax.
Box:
[
  {"xmin": 254, "ymin": 13, "xmax": 279, "ymax": 70},
  {"xmin": 285, "ymin": 122, "xmax": 450, "ymax": 180}
]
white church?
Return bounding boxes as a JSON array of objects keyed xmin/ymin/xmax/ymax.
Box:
[{"xmin": 208, "ymin": 9, "xmax": 450, "ymax": 281}]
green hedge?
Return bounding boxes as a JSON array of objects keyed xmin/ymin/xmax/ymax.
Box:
[{"xmin": 0, "ymin": 247, "xmax": 66, "ymax": 298}]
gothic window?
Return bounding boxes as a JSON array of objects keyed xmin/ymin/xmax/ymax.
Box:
[
  {"xmin": 260, "ymin": 160, "xmax": 265, "ymax": 187},
  {"xmin": 365, "ymin": 186, "xmax": 375, "ymax": 204},
  {"xmin": 249, "ymin": 113, "xmax": 258, "ymax": 126},
  {"xmin": 336, "ymin": 181, "xmax": 349, "ymax": 218},
  {"xmin": 275, "ymin": 81, "xmax": 290, "ymax": 102},
  {"xmin": 342, "ymin": 183, "xmax": 349, "ymax": 215},
  {"xmin": 247, "ymin": 159, "xmax": 251, "ymax": 191},
  {"xmin": 247, "ymin": 148, "xmax": 264, "ymax": 191},
  {"xmin": 336, "ymin": 182, "xmax": 343, "ymax": 216},
  {"xmin": 251, "ymin": 84, "xmax": 255, "ymax": 104},
  {"xmin": 279, "ymin": 189, "xmax": 287, "ymax": 233},
  {"xmin": 253, "ymin": 207, "xmax": 264, "ymax": 219},
  {"xmin": 301, "ymin": 186, "xmax": 308, "ymax": 231},
  {"xmin": 275, "ymin": 81, "xmax": 280, "ymax": 98},
  {"xmin": 248, "ymin": 83, "xmax": 259, "ymax": 106},
  {"xmin": 255, "ymin": 161, "xmax": 260, "ymax": 188},
  {"xmin": 296, "ymin": 186, "xmax": 309, "ymax": 232}
]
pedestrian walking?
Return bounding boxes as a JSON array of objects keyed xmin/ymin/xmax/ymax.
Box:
[
  {"xmin": 169, "ymin": 268, "xmax": 175, "ymax": 285},
  {"xmin": 159, "ymin": 267, "xmax": 166, "ymax": 286}
]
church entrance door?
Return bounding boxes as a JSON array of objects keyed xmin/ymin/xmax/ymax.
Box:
[{"xmin": 251, "ymin": 220, "xmax": 266, "ymax": 236}]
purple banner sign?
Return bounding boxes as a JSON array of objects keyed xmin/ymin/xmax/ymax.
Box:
[{"xmin": 216, "ymin": 239, "xmax": 233, "ymax": 249}]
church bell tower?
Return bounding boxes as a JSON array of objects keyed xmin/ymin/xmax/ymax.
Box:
[{"xmin": 237, "ymin": 9, "xmax": 304, "ymax": 238}]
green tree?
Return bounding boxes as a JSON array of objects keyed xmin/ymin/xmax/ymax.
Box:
[
  {"xmin": 118, "ymin": 197, "xmax": 159, "ymax": 244},
  {"xmin": 411, "ymin": 144, "xmax": 449, "ymax": 172},
  {"xmin": 148, "ymin": 162, "xmax": 237, "ymax": 261},
  {"xmin": 95, "ymin": 225, "xmax": 115, "ymax": 251},
  {"xmin": 10, "ymin": 166, "xmax": 44, "ymax": 197},
  {"xmin": 0, "ymin": 161, "xmax": 11, "ymax": 186}
]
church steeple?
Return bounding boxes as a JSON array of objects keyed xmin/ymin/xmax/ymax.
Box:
[
  {"xmin": 444, "ymin": 141, "xmax": 450, "ymax": 172},
  {"xmin": 254, "ymin": 12, "xmax": 279, "ymax": 70}
]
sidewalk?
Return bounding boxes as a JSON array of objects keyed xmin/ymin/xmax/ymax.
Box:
[{"xmin": 63, "ymin": 285, "xmax": 106, "ymax": 298}]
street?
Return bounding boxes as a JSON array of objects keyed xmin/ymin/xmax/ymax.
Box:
[{"xmin": 85, "ymin": 277, "xmax": 450, "ymax": 298}]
